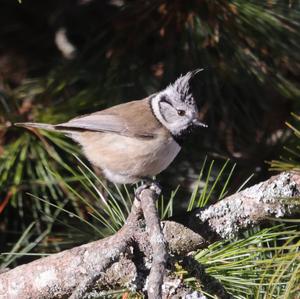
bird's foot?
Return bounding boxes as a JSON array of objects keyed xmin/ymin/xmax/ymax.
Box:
[
  {"xmin": 149, "ymin": 181, "xmax": 162, "ymax": 196},
  {"xmin": 134, "ymin": 180, "xmax": 162, "ymax": 201}
]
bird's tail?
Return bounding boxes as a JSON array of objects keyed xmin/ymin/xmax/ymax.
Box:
[{"xmin": 15, "ymin": 122, "xmax": 57, "ymax": 132}]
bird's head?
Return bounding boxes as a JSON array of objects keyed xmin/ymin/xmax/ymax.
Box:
[{"xmin": 151, "ymin": 69, "xmax": 207, "ymax": 137}]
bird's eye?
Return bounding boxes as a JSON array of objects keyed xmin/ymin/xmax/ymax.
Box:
[{"xmin": 177, "ymin": 110, "xmax": 186, "ymax": 116}]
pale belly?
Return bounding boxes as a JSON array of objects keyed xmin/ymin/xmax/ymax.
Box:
[{"xmin": 77, "ymin": 132, "xmax": 181, "ymax": 183}]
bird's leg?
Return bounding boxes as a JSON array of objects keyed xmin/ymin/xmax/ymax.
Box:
[{"xmin": 134, "ymin": 178, "xmax": 162, "ymax": 200}]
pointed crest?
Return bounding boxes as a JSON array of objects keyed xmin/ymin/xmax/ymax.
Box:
[{"xmin": 171, "ymin": 68, "xmax": 203, "ymax": 104}]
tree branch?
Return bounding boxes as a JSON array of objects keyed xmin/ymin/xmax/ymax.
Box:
[
  {"xmin": 139, "ymin": 188, "xmax": 167, "ymax": 299},
  {"xmin": 186, "ymin": 171, "xmax": 300, "ymax": 241},
  {"xmin": 0, "ymin": 172, "xmax": 299, "ymax": 298},
  {"xmin": 69, "ymin": 199, "xmax": 143, "ymax": 299},
  {"xmin": 0, "ymin": 199, "xmax": 143, "ymax": 299}
]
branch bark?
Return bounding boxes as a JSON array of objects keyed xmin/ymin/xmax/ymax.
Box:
[
  {"xmin": 139, "ymin": 188, "xmax": 167, "ymax": 299},
  {"xmin": 69, "ymin": 199, "xmax": 143, "ymax": 299},
  {"xmin": 186, "ymin": 171, "xmax": 300, "ymax": 240},
  {"xmin": 0, "ymin": 172, "xmax": 299, "ymax": 299}
]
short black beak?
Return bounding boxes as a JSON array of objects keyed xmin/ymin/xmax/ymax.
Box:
[{"xmin": 192, "ymin": 118, "xmax": 208, "ymax": 128}]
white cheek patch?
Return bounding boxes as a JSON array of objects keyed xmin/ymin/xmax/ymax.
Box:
[
  {"xmin": 152, "ymin": 95, "xmax": 190, "ymax": 133},
  {"xmin": 159, "ymin": 102, "xmax": 178, "ymax": 123},
  {"xmin": 151, "ymin": 96, "xmax": 168, "ymax": 127}
]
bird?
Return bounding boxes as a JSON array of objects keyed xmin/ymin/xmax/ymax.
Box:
[{"xmin": 15, "ymin": 69, "xmax": 207, "ymax": 190}]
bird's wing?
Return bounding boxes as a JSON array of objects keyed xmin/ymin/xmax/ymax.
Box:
[
  {"xmin": 55, "ymin": 98, "xmax": 161, "ymax": 139},
  {"xmin": 56, "ymin": 114, "xmax": 151, "ymax": 138}
]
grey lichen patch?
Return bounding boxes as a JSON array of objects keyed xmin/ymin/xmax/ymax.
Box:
[
  {"xmin": 244, "ymin": 172, "xmax": 299, "ymax": 217},
  {"xmin": 94, "ymin": 257, "xmax": 137, "ymax": 291},
  {"xmin": 7, "ymin": 277, "xmax": 26, "ymax": 298},
  {"xmin": 185, "ymin": 291, "xmax": 208, "ymax": 299},
  {"xmin": 83, "ymin": 243, "xmax": 121, "ymax": 271},
  {"xmin": 161, "ymin": 273, "xmax": 208, "ymax": 299},
  {"xmin": 161, "ymin": 275, "xmax": 181, "ymax": 297},
  {"xmin": 34, "ymin": 268, "xmax": 57, "ymax": 289},
  {"xmin": 244, "ymin": 172, "xmax": 299, "ymax": 201},
  {"xmin": 144, "ymin": 255, "xmax": 153, "ymax": 270},
  {"xmin": 197, "ymin": 196, "xmax": 246, "ymax": 239},
  {"xmin": 197, "ymin": 172, "xmax": 300, "ymax": 239}
]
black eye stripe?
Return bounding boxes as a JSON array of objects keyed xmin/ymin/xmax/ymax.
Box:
[
  {"xmin": 159, "ymin": 96, "xmax": 186, "ymax": 117},
  {"xmin": 160, "ymin": 95, "xmax": 172, "ymax": 105}
]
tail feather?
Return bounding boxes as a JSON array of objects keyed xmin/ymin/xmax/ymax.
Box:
[{"xmin": 14, "ymin": 122, "xmax": 57, "ymax": 132}]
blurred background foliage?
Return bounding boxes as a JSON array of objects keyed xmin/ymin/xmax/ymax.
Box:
[{"xmin": 0, "ymin": 0, "xmax": 300, "ymax": 297}]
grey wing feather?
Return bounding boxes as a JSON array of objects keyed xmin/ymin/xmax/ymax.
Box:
[
  {"xmin": 56, "ymin": 114, "xmax": 154, "ymax": 138},
  {"xmin": 15, "ymin": 122, "xmax": 57, "ymax": 131}
]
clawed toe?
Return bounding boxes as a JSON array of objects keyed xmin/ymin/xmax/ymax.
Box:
[
  {"xmin": 149, "ymin": 181, "xmax": 162, "ymax": 196},
  {"xmin": 134, "ymin": 181, "xmax": 162, "ymax": 200},
  {"xmin": 135, "ymin": 183, "xmax": 150, "ymax": 200}
]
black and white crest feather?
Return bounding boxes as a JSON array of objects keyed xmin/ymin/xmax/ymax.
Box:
[{"xmin": 170, "ymin": 68, "xmax": 203, "ymax": 105}]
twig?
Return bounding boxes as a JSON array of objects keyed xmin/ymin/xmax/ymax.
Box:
[{"xmin": 139, "ymin": 188, "xmax": 168, "ymax": 299}]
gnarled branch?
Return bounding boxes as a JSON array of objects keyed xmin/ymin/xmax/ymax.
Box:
[{"xmin": 0, "ymin": 172, "xmax": 299, "ymax": 298}]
